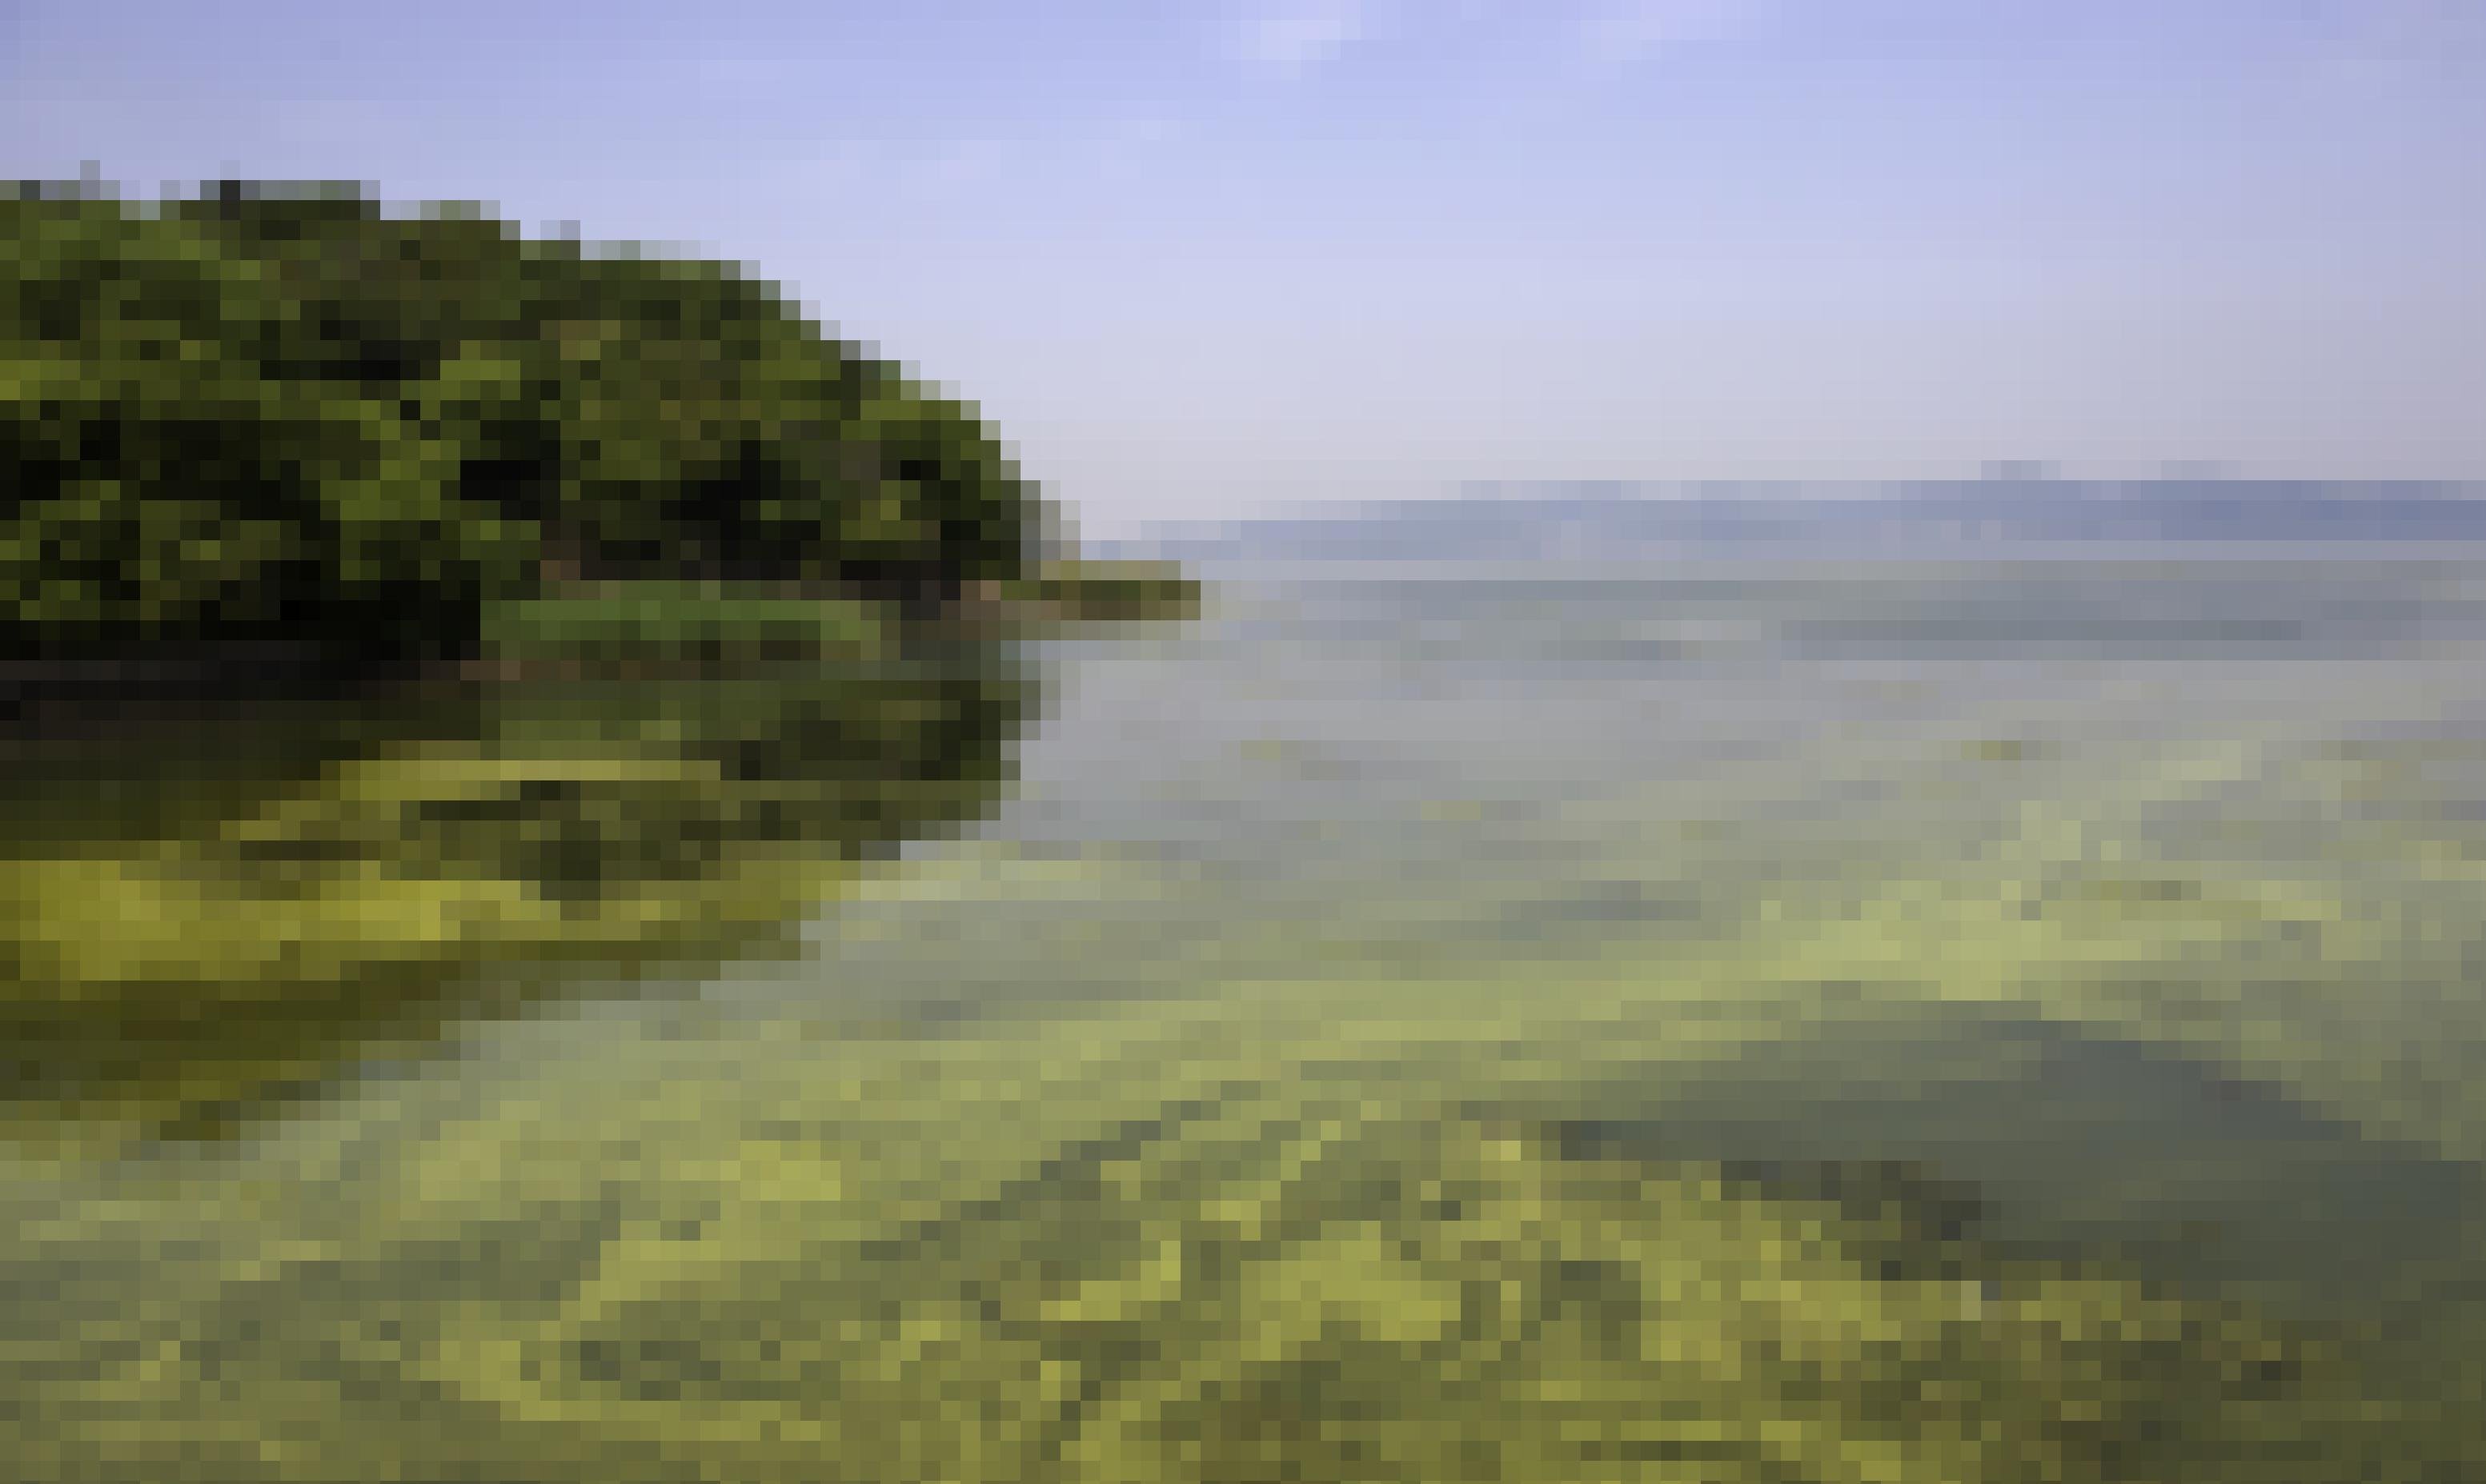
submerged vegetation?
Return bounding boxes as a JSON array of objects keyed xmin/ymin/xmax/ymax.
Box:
[
  {"xmin": 10, "ymin": 576, "xmax": 2486, "ymax": 1477},
  {"xmin": 9, "ymin": 1098, "xmax": 2424, "ymax": 1482},
  {"xmin": 0, "ymin": 652, "xmax": 1037, "ymax": 1140}
]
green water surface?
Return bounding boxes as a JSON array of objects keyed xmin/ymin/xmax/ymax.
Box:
[{"xmin": 6, "ymin": 554, "xmax": 2486, "ymax": 1481}]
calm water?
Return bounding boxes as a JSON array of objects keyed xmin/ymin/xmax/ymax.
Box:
[{"xmin": 10, "ymin": 547, "xmax": 2486, "ymax": 1479}]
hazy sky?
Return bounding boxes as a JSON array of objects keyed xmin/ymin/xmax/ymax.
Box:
[{"xmin": 7, "ymin": 0, "xmax": 2483, "ymax": 535}]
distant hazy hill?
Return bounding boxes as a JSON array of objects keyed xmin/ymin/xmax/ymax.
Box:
[{"xmin": 1113, "ymin": 479, "xmax": 2486, "ymax": 564}]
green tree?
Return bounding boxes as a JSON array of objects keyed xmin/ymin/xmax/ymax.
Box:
[{"xmin": 4, "ymin": 178, "xmax": 1045, "ymax": 669}]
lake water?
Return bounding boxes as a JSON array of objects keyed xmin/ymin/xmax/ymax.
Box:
[{"xmin": 10, "ymin": 546, "xmax": 2486, "ymax": 1480}]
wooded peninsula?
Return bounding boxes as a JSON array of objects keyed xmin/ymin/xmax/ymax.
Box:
[{"xmin": 3, "ymin": 178, "xmax": 1194, "ymax": 712}]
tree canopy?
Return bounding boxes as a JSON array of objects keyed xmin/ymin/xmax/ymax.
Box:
[{"xmin": 2, "ymin": 179, "xmax": 1046, "ymax": 667}]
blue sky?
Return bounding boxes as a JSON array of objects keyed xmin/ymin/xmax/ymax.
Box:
[{"xmin": 7, "ymin": 0, "xmax": 2483, "ymax": 535}]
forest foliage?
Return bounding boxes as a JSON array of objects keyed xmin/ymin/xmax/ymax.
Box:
[{"xmin": 2, "ymin": 178, "xmax": 1047, "ymax": 668}]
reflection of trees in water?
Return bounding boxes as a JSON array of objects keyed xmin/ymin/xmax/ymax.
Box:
[{"xmin": 0, "ymin": 645, "xmax": 1038, "ymax": 1145}]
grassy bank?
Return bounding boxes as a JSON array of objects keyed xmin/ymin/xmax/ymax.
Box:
[
  {"xmin": 995, "ymin": 560, "xmax": 1203, "ymax": 624},
  {"xmin": 477, "ymin": 583, "xmax": 892, "ymax": 666},
  {"xmin": 466, "ymin": 563, "xmax": 1200, "ymax": 671}
]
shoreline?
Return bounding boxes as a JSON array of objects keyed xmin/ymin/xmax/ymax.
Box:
[{"xmin": 0, "ymin": 561, "xmax": 1201, "ymax": 729}]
